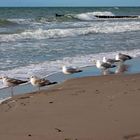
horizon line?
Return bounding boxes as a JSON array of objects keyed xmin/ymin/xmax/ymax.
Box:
[{"xmin": 0, "ymin": 6, "xmax": 140, "ymax": 8}]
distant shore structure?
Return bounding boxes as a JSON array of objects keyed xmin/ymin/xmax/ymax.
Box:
[
  {"xmin": 55, "ymin": 13, "xmax": 64, "ymax": 17},
  {"xmin": 94, "ymin": 15, "xmax": 138, "ymax": 19},
  {"xmin": 55, "ymin": 13, "xmax": 139, "ymax": 19}
]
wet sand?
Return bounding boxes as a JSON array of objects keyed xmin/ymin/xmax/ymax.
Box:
[{"xmin": 0, "ymin": 74, "xmax": 140, "ymax": 140}]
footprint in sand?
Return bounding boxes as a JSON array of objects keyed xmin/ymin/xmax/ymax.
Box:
[
  {"xmin": 95, "ymin": 89, "xmax": 100, "ymax": 94},
  {"xmin": 49, "ymin": 101, "xmax": 54, "ymax": 104},
  {"xmin": 123, "ymin": 133, "xmax": 140, "ymax": 140},
  {"xmin": 55, "ymin": 128, "xmax": 63, "ymax": 133}
]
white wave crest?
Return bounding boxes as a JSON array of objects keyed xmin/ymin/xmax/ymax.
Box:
[
  {"xmin": 0, "ymin": 21, "xmax": 140, "ymax": 42},
  {"xmin": 0, "ymin": 48, "xmax": 140, "ymax": 82},
  {"xmin": 74, "ymin": 11, "xmax": 115, "ymax": 21},
  {"xmin": 8, "ymin": 18, "xmax": 33, "ymax": 24}
]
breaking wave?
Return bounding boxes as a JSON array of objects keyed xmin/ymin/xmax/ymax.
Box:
[
  {"xmin": 73, "ymin": 11, "xmax": 115, "ymax": 21},
  {"xmin": 0, "ymin": 19, "xmax": 17, "ymax": 26},
  {"xmin": 1, "ymin": 11, "xmax": 139, "ymax": 26},
  {"xmin": 0, "ymin": 49, "xmax": 140, "ymax": 84},
  {"xmin": 0, "ymin": 21, "xmax": 140, "ymax": 42}
]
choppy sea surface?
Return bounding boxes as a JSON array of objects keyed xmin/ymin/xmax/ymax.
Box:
[{"xmin": 0, "ymin": 7, "xmax": 140, "ymax": 88}]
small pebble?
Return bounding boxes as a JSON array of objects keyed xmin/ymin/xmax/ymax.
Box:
[
  {"xmin": 49, "ymin": 101, "xmax": 53, "ymax": 104},
  {"xmin": 28, "ymin": 134, "xmax": 32, "ymax": 137}
]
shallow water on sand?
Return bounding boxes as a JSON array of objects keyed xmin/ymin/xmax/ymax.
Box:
[{"xmin": 0, "ymin": 57, "xmax": 140, "ymax": 102}]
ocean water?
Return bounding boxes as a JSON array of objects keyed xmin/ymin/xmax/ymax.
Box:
[{"xmin": 0, "ymin": 7, "xmax": 140, "ymax": 89}]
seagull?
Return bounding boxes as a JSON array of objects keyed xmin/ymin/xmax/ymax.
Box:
[
  {"xmin": 0, "ymin": 76, "xmax": 28, "ymax": 96},
  {"xmin": 103, "ymin": 57, "xmax": 120, "ymax": 64},
  {"xmin": 62, "ymin": 65, "xmax": 82, "ymax": 74},
  {"xmin": 93, "ymin": 60, "xmax": 116, "ymax": 70},
  {"xmin": 29, "ymin": 76, "xmax": 57, "ymax": 91},
  {"xmin": 115, "ymin": 53, "xmax": 132, "ymax": 62}
]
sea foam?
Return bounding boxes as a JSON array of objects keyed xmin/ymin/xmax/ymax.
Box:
[
  {"xmin": 0, "ymin": 49, "xmax": 140, "ymax": 89},
  {"xmin": 0, "ymin": 21, "xmax": 140, "ymax": 42},
  {"xmin": 74, "ymin": 11, "xmax": 115, "ymax": 21}
]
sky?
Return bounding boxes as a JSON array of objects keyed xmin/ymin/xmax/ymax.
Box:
[{"xmin": 0, "ymin": 0, "xmax": 140, "ymax": 7}]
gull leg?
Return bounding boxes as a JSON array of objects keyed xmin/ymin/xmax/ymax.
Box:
[
  {"xmin": 101, "ymin": 69, "xmax": 105, "ymax": 75},
  {"xmin": 11, "ymin": 86, "xmax": 14, "ymax": 97}
]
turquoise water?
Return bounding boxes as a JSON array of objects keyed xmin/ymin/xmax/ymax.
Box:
[{"xmin": 0, "ymin": 7, "xmax": 140, "ymax": 89}]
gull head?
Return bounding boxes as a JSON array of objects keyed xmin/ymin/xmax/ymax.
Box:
[
  {"xmin": 103, "ymin": 57, "xmax": 107, "ymax": 63},
  {"xmin": 62, "ymin": 65, "xmax": 68, "ymax": 71},
  {"xmin": 30, "ymin": 76, "xmax": 39, "ymax": 81},
  {"xmin": 96, "ymin": 60, "xmax": 102, "ymax": 65},
  {"xmin": 115, "ymin": 54, "xmax": 120, "ymax": 60},
  {"xmin": 93, "ymin": 60, "xmax": 101, "ymax": 64},
  {"xmin": 62, "ymin": 65, "xmax": 66, "ymax": 69},
  {"xmin": 0, "ymin": 76, "xmax": 8, "ymax": 80},
  {"xmin": 62, "ymin": 65, "xmax": 69, "ymax": 74}
]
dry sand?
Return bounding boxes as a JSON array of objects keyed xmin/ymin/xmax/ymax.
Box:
[{"xmin": 0, "ymin": 74, "xmax": 140, "ymax": 140}]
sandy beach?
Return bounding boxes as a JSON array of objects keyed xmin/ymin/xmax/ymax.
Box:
[
  {"xmin": 0, "ymin": 73, "xmax": 140, "ymax": 140},
  {"xmin": 0, "ymin": 6, "xmax": 140, "ymax": 140}
]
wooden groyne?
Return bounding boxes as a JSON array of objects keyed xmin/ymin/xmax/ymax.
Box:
[{"xmin": 94, "ymin": 15, "xmax": 139, "ymax": 19}]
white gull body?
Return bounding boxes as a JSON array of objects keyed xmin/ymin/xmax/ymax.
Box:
[
  {"xmin": 103, "ymin": 57, "xmax": 120, "ymax": 64},
  {"xmin": 62, "ymin": 66, "xmax": 82, "ymax": 74},
  {"xmin": 94, "ymin": 60, "xmax": 116, "ymax": 70},
  {"xmin": 30, "ymin": 76, "xmax": 57, "ymax": 91}
]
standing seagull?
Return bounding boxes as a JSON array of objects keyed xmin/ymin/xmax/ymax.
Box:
[
  {"xmin": 93, "ymin": 60, "xmax": 116, "ymax": 70},
  {"xmin": 29, "ymin": 76, "xmax": 57, "ymax": 91},
  {"xmin": 115, "ymin": 53, "xmax": 132, "ymax": 62},
  {"xmin": 62, "ymin": 65, "xmax": 82, "ymax": 74},
  {"xmin": 0, "ymin": 76, "xmax": 28, "ymax": 96},
  {"xmin": 103, "ymin": 57, "xmax": 120, "ymax": 64}
]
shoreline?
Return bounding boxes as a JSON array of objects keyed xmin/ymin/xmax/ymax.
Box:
[
  {"xmin": 0, "ymin": 73, "xmax": 140, "ymax": 139},
  {"xmin": 0, "ymin": 56, "xmax": 140, "ymax": 101}
]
